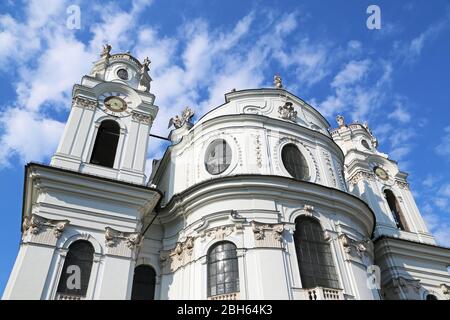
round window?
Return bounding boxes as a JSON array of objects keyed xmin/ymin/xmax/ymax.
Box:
[
  {"xmin": 205, "ymin": 139, "xmax": 232, "ymax": 175},
  {"xmin": 281, "ymin": 144, "xmax": 309, "ymax": 180},
  {"xmin": 361, "ymin": 139, "xmax": 371, "ymax": 150},
  {"xmin": 117, "ymin": 68, "xmax": 129, "ymax": 80}
]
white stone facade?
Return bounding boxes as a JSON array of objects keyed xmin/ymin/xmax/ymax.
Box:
[{"xmin": 2, "ymin": 51, "xmax": 450, "ymax": 300}]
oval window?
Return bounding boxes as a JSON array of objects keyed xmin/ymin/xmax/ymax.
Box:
[
  {"xmin": 361, "ymin": 139, "xmax": 371, "ymax": 150},
  {"xmin": 281, "ymin": 144, "xmax": 309, "ymax": 180},
  {"xmin": 205, "ymin": 139, "xmax": 232, "ymax": 175},
  {"xmin": 117, "ymin": 68, "xmax": 129, "ymax": 80}
]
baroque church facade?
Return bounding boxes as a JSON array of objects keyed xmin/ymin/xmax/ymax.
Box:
[{"xmin": 3, "ymin": 48, "xmax": 450, "ymax": 300}]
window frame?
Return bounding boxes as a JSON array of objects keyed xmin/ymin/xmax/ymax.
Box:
[
  {"xmin": 204, "ymin": 139, "xmax": 233, "ymax": 175},
  {"xmin": 131, "ymin": 264, "xmax": 157, "ymax": 300},
  {"xmin": 89, "ymin": 119, "xmax": 121, "ymax": 168},
  {"xmin": 56, "ymin": 240, "xmax": 95, "ymax": 298},
  {"xmin": 281, "ymin": 143, "xmax": 310, "ymax": 181},
  {"xmin": 207, "ymin": 241, "xmax": 240, "ymax": 297},
  {"xmin": 384, "ymin": 189, "xmax": 409, "ymax": 231},
  {"xmin": 293, "ymin": 217, "xmax": 340, "ymax": 290}
]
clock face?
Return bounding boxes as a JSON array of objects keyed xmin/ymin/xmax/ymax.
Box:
[
  {"xmin": 374, "ymin": 166, "xmax": 388, "ymax": 180},
  {"xmin": 104, "ymin": 96, "xmax": 127, "ymax": 112},
  {"xmin": 98, "ymin": 92, "xmax": 132, "ymax": 117}
]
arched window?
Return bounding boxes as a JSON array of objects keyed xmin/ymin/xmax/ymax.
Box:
[
  {"xmin": 131, "ymin": 265, "xmax": 156, "ymax": 300},
  {"xmin": 207, "ymin": 241, "xmax": 239, "ymax": 297},
  {"xmin": 56, "ymin": 240, "xmax": 94, "ymax": 299},
  {"xmin": 90, "ymin": 120, "xmax": 120, "ymax": 168},
  {"xmin": 294, "ymin": 217, "xmax": 339, "ymax": 289},
  {"xmin": 426, "ymin": 294, "xmax": 438, "ymax": 300},
  {"xmin": 384, "ymin": 189, "xmax": 409, "ymax": 231},
  {"xmin": 281, "ymin": 143, "xmax": 309, "ymax": 180}
]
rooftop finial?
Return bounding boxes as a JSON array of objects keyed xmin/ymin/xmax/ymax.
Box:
[
  {"xmin": 142, "ymin": 57, "xmax": 151, "ymax": 71},
  {"xmin": 336, "ymin": 115, "xmax": 345, "ymax": 127},
  {"xmin": 168, "ymin": 106, "xmax": 195, "ymax": 129},
  {"xmin": 102, "ymin": 43, "xmax": 112, "ymax": 57},
  {"xmin": 274, "ymin": 74, "xmax": 283, "ymax": 89}
]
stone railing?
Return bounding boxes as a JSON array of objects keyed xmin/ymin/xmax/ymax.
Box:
[
  {"xmin": 300, "ymin": 287, "xmax": 344, "ymax": 300},
  {"xmin": 55, "ymin": 293, "xmax": 85, "ymax": 300},
  {"xmin": 208, "ymin": 292, "xmax": 240, "ymax": 300}
]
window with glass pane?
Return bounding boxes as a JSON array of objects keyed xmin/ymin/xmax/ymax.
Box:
[
  {"xmin": 294, "ymin": 217, "xmax": 339, "ymax": 289},
  {"xmin": 131, "ymin": 265, "xmax": 156, "ymax": 300},
  {"xmin": 56, "ymin": 240, "xmax": 94, "ymax": 297},
  {"xmin": 281, "ymin": 144, "xmax": 309, "ymax": 180},
  {"xmin": 205, "ymin": 139, "xmax": 232, "ymax": 175},
  {"xmin": 207, "ymin": 241, "xmax": 239, "ymax": 297},
  {"xmin": 384, "ymin": 189, "xmax": 409, "ymax": 231}
]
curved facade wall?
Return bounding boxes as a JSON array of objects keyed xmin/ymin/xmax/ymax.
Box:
[{"xmin": 146, "ymin": 89, "xmax": 378, "ymax": 300}]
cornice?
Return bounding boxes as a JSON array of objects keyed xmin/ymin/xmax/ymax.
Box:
[{"xmin": 158, "ymin": 174, "xmax": 376, "ymax": 236}]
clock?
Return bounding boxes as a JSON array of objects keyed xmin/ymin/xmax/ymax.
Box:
[
  {"xmin": 98, "ymin": 92, "xmax": 133, "ymax": 117},
  {"xmin": 104, "ymin": 96, "xmax": 127, "ymax": 112},
  {"xmin": 374, "ymin": 166, "xmax": 388, "ymax": 180}
]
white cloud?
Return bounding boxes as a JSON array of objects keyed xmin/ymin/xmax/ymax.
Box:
[
  {"xmin": 423, "ymin": 213, "xmax": 450, "ymax": 247},
  {"xmin": 388, "ymin": 99, "xmax": 411, "ymax": 123},
  {"xmin": 0, "ymin": 109, "xmax": 65, "ymax": 166},
  {"xmin": 423, "ymin": 174, "xmax": 440, "ymax": 188},
  {"xmin": 18, "ymin": 37, "xmax": 94, "ymax": 111},
  {"xmin": 316, "ymin": 60, "xmax": 391, "ymax": 120},
  {"xmin": 401, "ymin": 17, "xmax": 449, "ymax": 64},
  {"xmin": 435, "ymin": 126, "xmax": 450, "ymax": 157},
  {"xmin": 332, "ymin": 60, "xmax": 370, "ymax": 88}
]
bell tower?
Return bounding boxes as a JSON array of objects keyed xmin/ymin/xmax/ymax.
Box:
[
  {"xmin": 3, "ymin": 46, "xmax": 162, "ymax": 300},
  {"xmin": 331, "ymin": 115, "xmax": 435, "ymax": 244},
  {"xmin": 50, "ymin": 45, "xmax": 158, "ymax": 185}
]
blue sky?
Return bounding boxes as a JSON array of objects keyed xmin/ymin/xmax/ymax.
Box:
[{"xmin": 1, "ymin": 0, "xmax": 450, "ymax": 294}]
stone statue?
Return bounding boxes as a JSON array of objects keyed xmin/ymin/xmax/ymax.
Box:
[
  {"xmin": 274, "ymin": 74, "xmax": 283, "ymax": 88},
  {"xmin": 168, "ymin": 106, "xmax": 195, "ymax": 129},
  {"xmin": 102, "ymin": 44, "xmax": 112, "ymax": 56},
  {"xmin": 336, "ymin": 115, "xmax": 345, "ymax": 127},
  {"xmin": 142, "ymin": 57, "xmax": 151, "ymax": 71}
]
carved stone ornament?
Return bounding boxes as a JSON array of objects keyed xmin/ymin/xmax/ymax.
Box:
[
  {"xmin": 339, "ymin": 233, "xmax": 368, "ymax": 258},
  {"xmin": 278, "ymin": 102, "xmax": 297, "ymax": 121},
  {"xmin": 104, "ymin": 227, "xmax": 142, "ymax": 249},
  {"xmin": 440, "ymin": 284, "xmax": 450, "ymax": 296},
  {"xmin": 132, "ymin": 111, "xmax": 152, "ymax": 124},
  {"xmin": 363, "ymin": 121, "xmax": 379, "ymax": 148},
  {"xmin": 301, "ymin": 204, "xmax": 314, "ymax": 217},
  {"xmin": 72, "ymin": 96, "xmax": 97, "ymax": 110},
  {"xmin": 199, "ymin": 225, "xmax": 242, "ymax": 242},
  {"xmin": 142, "ymin": 57, "xmax": 151, "ymax": 71},
  {"xmin": 102, "ymin": 43, "xmax": 112, "ymax": 57},
  {"xmin": 254, "ymin": 134, "xmax": 262, "ymax": 168},
  {"xmin": 348, "ymin": 170, "xmax": 376, "ymax": 185},
  {"xmin": 160, "ymin": 237, "xmax": 196, "ymax": 274},
  {"xmin": 22, "ymin": 214, "xmax": 70, "ymax": 240},
  {"xmin": 251, "ymin": 221, "xmax": 284, "ymax": 247},
  {"xmin": 392, "ymin": 276, "xmax": 422, "ymax": 294},
  {"xmin": 395, "ymin": 180, "xmax": 410, "ymax": 190},
  {"xmin": 273, "ymin": 74, "xmax": 283, "ymax": 88},
  {"xmin": 336, "ymin": 115, "xmax": 345, "ymax": 127},
  {"xmin": 168, "ymin": 106, "xmax": 195, "ymax": 129}
]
